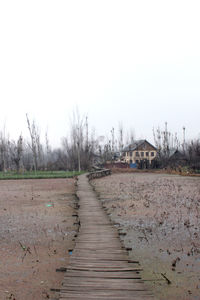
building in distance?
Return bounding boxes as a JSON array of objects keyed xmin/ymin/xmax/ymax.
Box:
[{"xmin": 122, "ymin": 140, "xmax": 157, "ymax": 168}]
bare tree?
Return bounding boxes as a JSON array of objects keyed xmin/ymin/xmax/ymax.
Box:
[
  {"xmin": 118, "ymin": 122, "xmax": 124, "ymax": 154},
  {"xmin": 0, "ymin": 126, "xmax": 10, "ymax": 172},
  {"xmin": 187, "ymin": 139, "xmax": 200, "ymax": 171},
  {"xmin": 62, "ymin": 110, "xmax": 85, "ymax": 171},
  {"xmin": 125, "ymin": 128, "xmax": 135, "ymax": 146},
  {"xmin": 44, "ymin": 129, "xmax": 52, "ymax": 169},
  {"xmin": 152, "ymin": 123, "xmax": 190, "ymax": 168},
  {"xmin": 8, "ymin": 135, "xmax": 23, "ymax": 173},
  {"xmin": 0, "ymin": 132, "xmax": 7, "ymax": 172},
  {"xmin": 153, "ymin": 122, "xmax": 179, "ymax": 159},
  {"xmin": 26, "ymin": 114, "xmax": 42, "ymax": 172},
  {"xmin": 62, "ymin": 110, "xmax": 102, "ymax": 171}
]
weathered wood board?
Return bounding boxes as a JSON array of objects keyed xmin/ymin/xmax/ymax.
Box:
[{"xmin": 59, "ymin": 174, "xmax": 154, "ymax": 299}]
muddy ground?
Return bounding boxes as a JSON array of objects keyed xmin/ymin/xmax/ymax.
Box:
[
  {"xmin": 92, "ymin": 173, "xmax": 200, "ymax": 300},
  {"xmin": 0, "ymin": 178, "xmax": 77, "ymax": 300}
]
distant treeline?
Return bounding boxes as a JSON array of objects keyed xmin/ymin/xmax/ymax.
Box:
[
  {"xmin": 0, "ymin": 114, "xmax": 199, "ymax": 172},
  {"xmin": 153, "ymin": 122, "xmax": 200, "ymax": 171}
]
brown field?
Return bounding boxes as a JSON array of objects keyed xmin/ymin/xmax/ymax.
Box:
[
  {"xmin": 92, "ymin": 173, "xmax": 200, "ymax": 300},
  {"xmin": 0, "ymin": 178, "xmax": 77, "ymax": 300}
]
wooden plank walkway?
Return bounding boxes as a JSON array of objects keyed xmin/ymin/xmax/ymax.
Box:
[{"xmin": 59, "ymin": 174, "xmax": 154, "ymax": 300}]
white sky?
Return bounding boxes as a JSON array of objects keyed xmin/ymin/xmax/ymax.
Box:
[{"xmin": 0, "ymin": 0, "xmax": 199, "ymax": 147}]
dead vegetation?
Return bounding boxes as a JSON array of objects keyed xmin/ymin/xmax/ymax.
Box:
[
  {"xmin": 92, "ymin": 172, "xmax": 200, "ymax": 300},
  {"xmin": 0, "ymin": 178, "xmax": 77, "ymax": 300}
]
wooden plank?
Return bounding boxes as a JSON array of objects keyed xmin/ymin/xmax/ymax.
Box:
[
  {"xmin": 59, "ymin": 174, "xmax": 154, "ymax": 300},
  {"xmin": 66, "ymin": 268, "xmax": 142, "ymax": 273},
  {"xmin": 60, "ymin": 295, "xmax": 154, "ymax": 300},
  {"xmin": 62, "ymin": 278, "xmax": 143, "ymax": 284},
  {"xmin": 64, "ymin": 271, "xmax": 142, "ymax": 279}
]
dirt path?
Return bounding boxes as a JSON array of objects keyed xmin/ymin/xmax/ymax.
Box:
[
  {"xmin": 91, "ymin": 173, "xmax": 200, "ymax": 300},
  {"xmin": 0, "ymin": 178, "xmax": 77, "ymax": 300}
]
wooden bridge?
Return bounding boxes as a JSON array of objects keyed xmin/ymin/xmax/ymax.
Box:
[
  {"xmin": 87, "ymin": 168, "xmax": 111, "ymax": 180},
  {"xmin": 59, "ymin": 173, "xmax": 154, "ymax": 299}
]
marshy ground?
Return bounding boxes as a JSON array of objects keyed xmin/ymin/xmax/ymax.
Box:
[
  {"xmin": 92, "ymin": 172, "xmax": 200, "ymax": 300},
  {"xmin": 1, "ymin": 173, "xmax": 199, "ymax": 300},
  {"xmin": 0, "ymin": 178, "xmax": 77, "ymax": 300}
]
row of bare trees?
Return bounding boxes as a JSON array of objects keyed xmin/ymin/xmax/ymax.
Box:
[
  {"xmin": 62, "ymin": 112, "xmax": 97, "ymax": 171},
  {"xmin": 0, "ymin": 115, "xmax": 199, "ymax": 172},
  {"xmin": 187, "ymin": 139, "xmax": 200, "ymax": 170},
  {"xmin": 0, "ymin": 112, "xmax": 102, "ymax": 172},
  {"xmin": 0, "ymin": 110, "xmax": 137, "ymax": 172},
  {"xmin": 0, "ymin": 115, "xmax": 55, "ymax": 172},
  {"xmin": 153, "ymin": 122, "xmax": 200, "ymax": 170}
]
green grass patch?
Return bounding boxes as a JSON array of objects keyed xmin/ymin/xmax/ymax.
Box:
[{"xmin": 0, "ymin": 170, "xmax": 85, "ymax": 180}]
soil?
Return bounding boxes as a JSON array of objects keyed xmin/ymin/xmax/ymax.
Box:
[
  {"xmin": 92, "ymin": 173, "xmax": 200, "ymax": 300},
  {"xmin": 0, "ymin": 178, "xmax": 77, "ymax": 300}
]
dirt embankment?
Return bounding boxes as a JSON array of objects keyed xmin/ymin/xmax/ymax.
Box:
[
  {"xmin": 0, "ymin": 178, "xmax": 78, "ymax": 300},
  {"xmin": 92, "ymin": 173, "xmax": 200, "ymax": 300}
]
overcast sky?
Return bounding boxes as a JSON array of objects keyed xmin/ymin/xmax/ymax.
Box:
[{"xmin": 0, "ymin": 0, "xmax": 199, "ymax": 147}]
